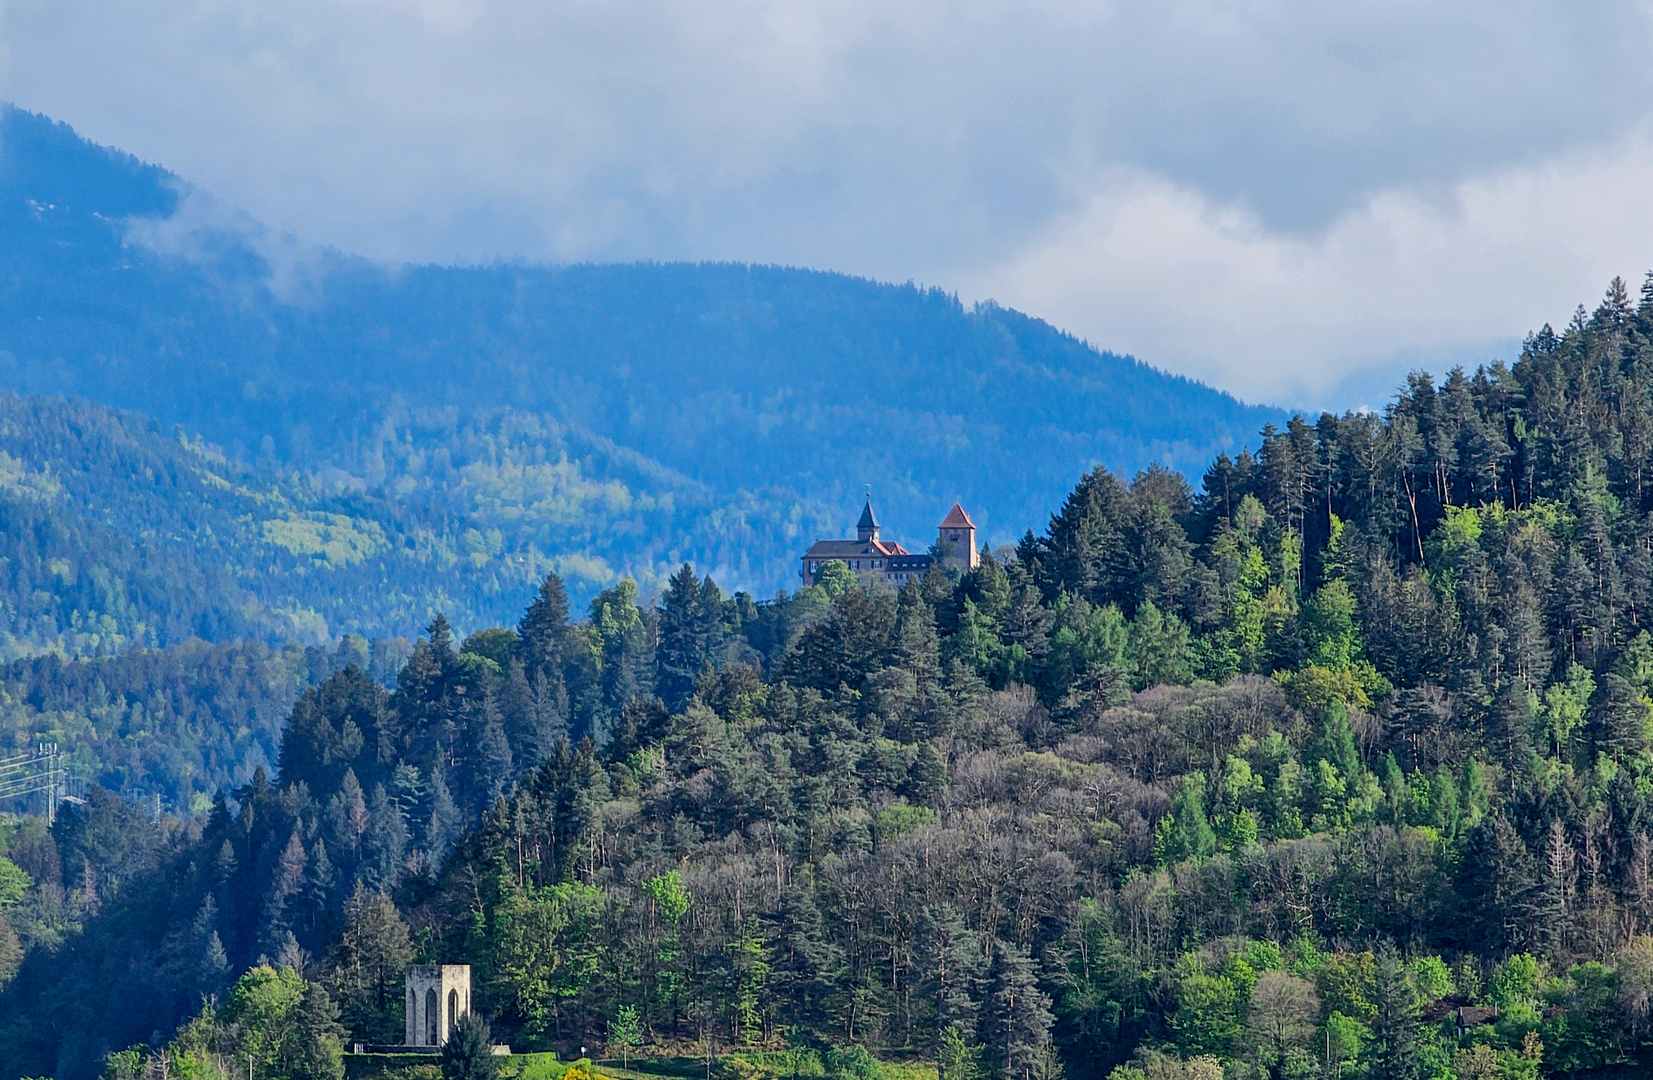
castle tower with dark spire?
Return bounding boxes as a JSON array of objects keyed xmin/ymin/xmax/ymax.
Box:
[{"xmin": 856, "ymin": 497, "xmax": 880, "ymax": 542}]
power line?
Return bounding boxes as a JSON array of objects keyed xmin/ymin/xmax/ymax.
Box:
[{"xmin": 0, "ymin": 743, "xmax": 86, "ymax": 824}]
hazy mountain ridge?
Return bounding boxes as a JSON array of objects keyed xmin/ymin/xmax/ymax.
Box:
[{"xmin": 0, "ymin": 105, "xmax": 1283, "ymax": 614}]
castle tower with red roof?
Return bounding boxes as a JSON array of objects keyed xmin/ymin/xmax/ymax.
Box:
[{"xmin": 936, "ymin": 503, "xmax": 979, "ymax": 571}]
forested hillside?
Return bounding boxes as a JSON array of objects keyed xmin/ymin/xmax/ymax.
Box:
[
  {"xmin": 0, "ymin": 105, "xmax": 1280, "ymax": 600},
  {"xmin": 0, "ymin": 636, "xmax": 411, "ymax": 814},
  {"xmin": 7, "ymin": 278, "xmax": 1653, "ymax": 1079},
  {"xmin": 0, "ymin": 390, "xmax": 821, "ymax": 658}
]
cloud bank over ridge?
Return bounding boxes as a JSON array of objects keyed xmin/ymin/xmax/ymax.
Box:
[
  {"xmin": 978, "ymin": 130, "xmax": 1653, "ymax": 406},
  {"xmin": 3, "ymin": 0, "xmax": 1652, "ymax": 408}
]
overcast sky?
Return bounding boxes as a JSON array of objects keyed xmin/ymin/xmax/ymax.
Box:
[{"xmin": 3, "ymin": 0, "xmax": 1652, "ymax": 409}]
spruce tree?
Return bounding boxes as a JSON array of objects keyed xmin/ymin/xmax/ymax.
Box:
[
  {"xmin": 501, "ymin": 659, "xmax": 568, "ymax": 771},
  {"xmin": 887, "ymin": 581, "xmax": 948, "ymax": 740},
  {"xmin": 309, "ymin": 839, "xmax": 337, "ymax": 916},
  {"xmin": 294, "ymin": 980, "xmax": 347, "ymax": 1080},
  {"xmin": 1594, "ymin": 673, "xmax": 1652, "ymax": 762},
  {"xmin": 327, "ymin": 768, "xmax": 370, "ymax": 859},
  {"xmin": 441, "ymin": 1012, "xmax": 499, "ymax": 1080},
  {"xmin": 605, "ymin": 697, "xmax": 670, "ymax": 765},
  {"xmin": 277, "ymin": 667, "xmax": 389, "ymax": 795},
  {"xmin": 982, "ymin": 939, "xmax": 1054, "ymax": 1080},
  {"xmin": 259, "ymin": 828, "xmax": 308, "ymax": 957},
  {"xmin": 424, "ymin": 762, "xmax": 464, "ymax": 861},
  {"xmin": 765, "ymin": 885, "xmax": 843, "ymax": 1029},
  {"xmin": 1456, "ymin": 814, "xmax": 1538, "ymax": 954},
  {"xmin": 274, "ymin": 930, "xmax": 310, "ymax": 974},
  {"xmin": 362, "ymin": 783, "xmax": 408, "ymax": 890},
  {"xmin": 590, "ymin": 578, "xmax": 657, "ymax": 731},
  {"xmin": 1123, "ymin": 484, "xmax": 1195, "ymax": 616},
  {"xmin": 1538, "ymin": 817, "xmax": 1577, "ymax": 961},
  {"xmin": 324, "ymin": 883, "xmax": 413, "ymax": 1044},
  {"xmin": 1154, "ymin": 773, "xmax": 1217, "ymax": 865},
  {"xmin": 916, "ymin": 904, "xmax": 985, "ymax": 1043},
  {"xmin": 518, "ymin": 571, "xmax": 573, "ymax": 677},
  {"xmin": 1014, "ymin": 530, "xmax": 1045, "ymax": 585},
  {"xmin": 200, "ymin": 929, "xmax": 230, "ymax": 999},
  {"xmin": 188, "ymin": 895, "xmax": 230, "ymax": 1000},
  {"xmin": 460, "ymin": 689, "xmax": 514, "ymax": 813},
  {"xmin": 1040, "ymin": 466, "xmax": 1131, "ymax": 607},
  {"xmin": 393, "ymin": 616, "xmax": 460, "ymax": 766},
  {"xmin": 1488, "ymin": 684, "xmax": 1536, "ymax": 786},
  {"xmin": 1363, "ymin": 945, "xmax": 1423, "ymax": 1080},
  {"xmin": 909, "ymin": 741, "xmax": 948, "ymax": 806},
  {"xmin": 657, "ymin": 564, "xmax": 728, "ymax": 712}
]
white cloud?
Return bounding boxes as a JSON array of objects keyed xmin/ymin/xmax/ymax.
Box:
[
  {"xmin": 3, "ymin": 0, "xmax": 1653, "ymax": 406},
  {"xmin": 973, "ymin": 133, "xmax": 1653, "ymax": 407}
]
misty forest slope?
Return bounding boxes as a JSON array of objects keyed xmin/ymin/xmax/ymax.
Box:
[{"xmin": 0, "ymin": 106, "xmax": 1281, "ymax": 615}]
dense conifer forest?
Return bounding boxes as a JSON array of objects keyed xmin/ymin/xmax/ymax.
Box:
[{"xmin": 8, "ymin": 278, "xmax": 1653, "ymax": 1080}]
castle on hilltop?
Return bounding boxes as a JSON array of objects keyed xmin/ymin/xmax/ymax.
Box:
[{"xmin": 800, "ymin": 498, "xmax": 979, "ymax": 587}]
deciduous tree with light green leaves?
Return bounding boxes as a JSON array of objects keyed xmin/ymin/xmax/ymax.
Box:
[
  {"xmin": 489, "ymin": 881, "xmax": 606, "ymax": 1042},
  {"xmin": 606, "ymin": 1004, "xmax": 644, "ymax": 1068}
]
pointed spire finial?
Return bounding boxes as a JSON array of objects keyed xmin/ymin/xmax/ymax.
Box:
[{"xmin": 857, "ymin": 489, "xmax": 880, "ymax": 541}]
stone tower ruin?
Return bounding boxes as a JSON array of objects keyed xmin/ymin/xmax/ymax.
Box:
[{"xmin": 405, "ymin": 964, "xmax": 473, "ymax": 1048}]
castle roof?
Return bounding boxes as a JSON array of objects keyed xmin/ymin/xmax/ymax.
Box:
[
  {"xmin": 939, "ymin": 503, "xmax": 976, "ymax": 529},
  {"xmin": 802, "ymin": 538, "xmax": 910, "ymax": 559},
  {"xmin": 857, "ymin": 499, "xmax": 880, "ymax": 532}
]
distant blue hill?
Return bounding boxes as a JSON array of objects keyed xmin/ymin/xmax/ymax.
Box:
[{"xmin": 0, "ymin": 105, "xmax": 1284, "ymax": 629}]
